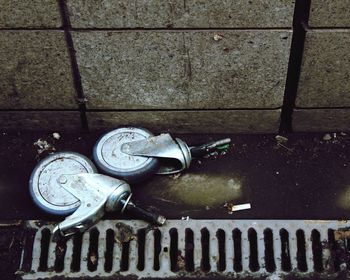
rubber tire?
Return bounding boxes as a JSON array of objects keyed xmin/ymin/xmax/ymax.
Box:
[
  {"xmin": 93, "ymin": 128, "xmax": 160, "ymax": 184},
  {"xmin": 29, "ymin": 152, "xmax": 97, "ymax": 216}
]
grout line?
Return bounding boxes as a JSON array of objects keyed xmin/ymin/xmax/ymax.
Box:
[
  {"xmin": 0, "ymin": 28, "xmax": 63, "ymax": 31},
  {"xmin": 69, "ymin": 27, "xmax": 293, "ymax": 32},
  {"xmin": 295, "ymin": 106, "xmax": 350, "ymax": 110},
  {"xmin": 0, "ymin": 108, "xmax": 284, "ymax": 112},
  {"xmin": 279, "ymin": 0, "xmax": 311, "ymax": 134},
  {"xmin": 58, "ymin": 0, "xmax": 89, "ymax": 132},
  {"xmin": 85, "ymin": 108, "xmax": 282, "ymax": 112},
  {"xmin": 0, "ymin": 109, "xmax": 81, "ymax": 112}
]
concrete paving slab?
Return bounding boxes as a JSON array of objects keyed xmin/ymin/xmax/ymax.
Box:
[
  {"xmin": 73, "ymin": 31, "xmax": 292, "ymax": 109},
  {"xmin": 309, "ymin": 0, "xmax": 350, "ymax": 28},
  {"xmin": 0, "ymin": 0, "xmax": 61, "ymax": 28},
  {"xmin": 296, "ymin": 30, "xmax": 350, "ymax": 108},
  {"xmin": 0, "ymin": 111, "xmax": 82, "ymax": 131},
  {"xmin": 293, "ymin": 109, "xmax": 350, "ymax": 132},
  {"xmin": 87, "ymin": 109, "xmax": 281, "ymax": 134},
  {"xmin": 0, "ymin": 31, "xmax": 77, "ymax": 109},
  {"xmin": 67, "ymin": 0, "xmax": 294, "ymax": 28}
]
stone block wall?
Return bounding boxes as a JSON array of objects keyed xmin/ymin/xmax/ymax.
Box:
[
  {"xmin": 293, "ymin": 0, "xmax": 350, "ymax": 132},
  {"xmin": 0, "ymin": 0, "xmax": 348, "ymax": 133}
]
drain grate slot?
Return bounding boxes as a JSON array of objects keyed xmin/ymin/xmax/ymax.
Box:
[
  {"xmin": 280, "ymin": 228, "xmax": 292, "ymax": 272},
  {"xmin": 136, "ymin": 229, "xmax": 146, "ymax": 271},
  {"xmin": 264, "ymin": 228, "xmax": 276, "ymax": 273},
  {"xmin": 216, "ymin": 229, "xmax": 226, "ymax": 272},
  {"xmin": 169, "ymin": 228, "xmax": 179, "ymax": 272},
  {"xmin": 248, "ymin": 228, "xmax": 259, "ymax": 272},
  {"xmin": 296, "ymin": 229, "xmax": 308, "ymax": 272},
  {"xmin": 153, "ymin": 229, "xmax": 161, "ymax": 271},
  {"xmin": 311, "ymin": 229, "xmax": 323, "ymax": 272},
  {"xmin": 185, "ymin": 228, "xmax": 194, "ymax": 272},
  {"xmin": 20, "ymin": 220, "xmax": 350, "ymax": 279},
  {"xmin": 104, "ymin": 229, "xmax": 114, "ymax": 272},
  {"xmin": 87, "ymin": 228, "xmax": 99, "ymax": 272},
  {"xmin": 233, "ymin": 228, "xmax": 243, "ymax": 272},
  {"xmin": 54, "ymin": 238, "xmax": 67, "ymax": 272},
  {"xmin": 38, "ymin": 228, "xmax": 50, "ymax": 272},
  {"xmin": 200, "ymin": 227, "xmax": 210, "ymax": 272},
  {"xmin": 71, "ymin": 233, "xmax": 82, "ymax": 272}
]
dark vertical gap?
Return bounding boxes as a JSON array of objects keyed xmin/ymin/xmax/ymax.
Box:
[
  {"xmin": 185, "ymin": 228, "xmax": 194, "ymax": 272},
  {"xmin": 57, "ymin": 0, "xmax": 89, "ymax": 131},
  {"xmin": 311, "ymin": 229, "xmax": 323, "ymax": 272},
  {"xmin": 38, "ymin": 229, "xmax": 51, "ymax": 272},
  {"xmin": 21, "ymin": 229, "xmax": 37, "ymax": 272},
  {"xmin": 346, "ymin": 238, "xmax": 350, "ymax": 270},
  {"xmin": 104, "ymin": 229, "xmax": 115, "ymax": 272},
  {"xmin": 120, "ymin": 241, "xmax": 130, "ymax": 271},
  {"xmin": 280, "ymin": 229, "xmax": 292, "ymax": 272},
  {"xmin": 264, "ymin": 228, "xmax": 276, "ymax": 272},
  {"xmin": 216, "ymin": 229, "xmax": 226, "ymax": 272},
  {"xmin": 233, "ymin": 229, "xmax": 242, "ymax": 272},
  {"xmin": 296, "ymin": 229, "xmax": 308, "ymax": 272},
  {"xmin": 200, "ymin": 228, "xmax": 210, "ymax": 272},
  {"xmin": 154, "ymin": 229, "xmax": 161, "ymax": 271},
  {"xmin": 137, "ymin": 229, "xmax": 146, "ymax": 271},
  {"xmin": 87, "ymin": 228, "xmax": 99, "ymax": 272},
  {"xmin": 54, "ymin": 238, "xmax": 67, "ymax": 272},
  {"xmin": 71, "ymin": 233, "xmax": 83, "ymax": 272},
  {"xmin": 328, "ymin": 229, "xmax": 340, "ymax": 271},
  {"xmin": 279, "ymin": 0, "xmax": 311, "ymax": 133},
  {"xmin": 169, "ymin": 228, "xmax": 179, "ymax": 272},
  {"xmin": 248, "ymin": 228, "xmax": 259, "ymax": 272}
]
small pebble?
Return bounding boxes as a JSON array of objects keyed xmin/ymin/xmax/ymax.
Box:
[
  {"xmin": 213, "ymin": 34, "xmax": 224, "ymax": 41},
  {"xmin": 53, "ymin": 132, "xmax": 61, "ymax": 140},
  {"xmin": 323, "ymin": 133, "xmax": 332, "ymax": 141}
]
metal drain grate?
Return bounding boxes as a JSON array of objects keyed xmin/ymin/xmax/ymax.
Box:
[{"xmin": 18, "ymin": 220, "xmax": 350, "ymax": 279}]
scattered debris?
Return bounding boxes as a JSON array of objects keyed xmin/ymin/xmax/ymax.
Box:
[
  {"xmin": 52, "ymin": 132, "xmax": 61, "ymax": 140},
  {"xmin": 33, "ymin": 138, "xmax": 56, "ymax": 155},
  {"xmin": 170, "ymin": 173, "xmax": 181, "ymax": 180},
  {"xmin": 177, "ymin": 251, "xmax": 186, "ymax": 270},
  {"xmin": 224, "ymin": 202, "xmax": 251, "ymax": 214},
  {"xmin": 213, "ymin": 34, "xmax": 224, "ymax": 41},
  {"xmin": 334, "ymin": 229, "xmax": 350, "ymax": 241},
  {"xmin": 275, "ymin": 135, "xmax": 288, "ymax": 143},
  {"xmin": 89, "ymin": 253, "xmax": 97, "ymax": 265},
  {"xmin": 115, "ymin": 222, "xmax": 136, "ymax": 243},
  {"xmin": 276, "ymin": 135, "xmax": 285, "ymax": 142},
  {"xmin": 323, "ymin": 133, "xmax": 332, "ymax": 141},
  {"xmin": 181, "ymin": 216, "xmax": 190, "ymax": 221},
  {"xmin": 275, "ymin": 135, "xmax": 294, "ymax": 152}
]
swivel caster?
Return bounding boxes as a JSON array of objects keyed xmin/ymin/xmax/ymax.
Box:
[
  {"xmin": 29, "ymin": 152, "xmax": 166, "ymax": 239},
  {"xmin": 93, "ymin": 127, "xmax": 231, "ymax": 182}
]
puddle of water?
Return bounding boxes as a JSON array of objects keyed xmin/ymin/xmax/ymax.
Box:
[
  {"xmin": 337, "ymin": 186, "xmax": 350, "ymax": 209},
  {"xmin": 149, "ymin": 173, "xmax": 243, "ymax": 207}
]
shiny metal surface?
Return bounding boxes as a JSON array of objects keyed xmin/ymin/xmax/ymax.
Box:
[
  {"xmin": 121, "ymin": 133, "xmax": 192, "ymax": 174},
  {"xmin": 53, "ymin": 173, "xmax": 130, "ymax": 238},
  {"xmin": 93, "ymin": 127, "xmax": 155, "ymax": 174},
  {"xmin": 29, "ymin": 152, "xmax": 97, "ymax": 215}
]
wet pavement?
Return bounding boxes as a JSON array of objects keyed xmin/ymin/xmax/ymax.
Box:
[{"xmin": 0, "ymin": 130, "xmax": 350, "ymax": 221}]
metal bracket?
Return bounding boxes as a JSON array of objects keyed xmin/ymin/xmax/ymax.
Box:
[
  {"xmin": 121, "ymin": 133, "xmax": 192, "ymax": 174},
  {"xmin": 53, "ymin": 173, "xmax": 130, "ymax": 238}
]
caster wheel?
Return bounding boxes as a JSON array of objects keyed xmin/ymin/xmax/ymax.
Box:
[
  {"xmin": 93, "ymin": 127, "xmax": 160, "ymax": 183},
  {"xmin": 29, "ymin": 152, "xmax": 97, "ymax": 215}
]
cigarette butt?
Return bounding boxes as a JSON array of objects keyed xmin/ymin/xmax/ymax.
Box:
[{"xmin": 231, "ymin": 203, "xmax": 251, "ymax": 212}]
